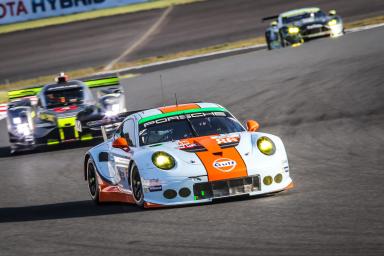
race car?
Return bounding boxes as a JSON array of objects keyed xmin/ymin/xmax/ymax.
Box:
[
  {"xmin": 263, "ymin": 7, "xmax": 344, "ymax": 50},
  {"xmin": 6, "ymin": 73, "xmax": 126, "ymax": 153},
  {"xmin": 83, "ymin": 103, "xmax": 294, "ymax": 208}
]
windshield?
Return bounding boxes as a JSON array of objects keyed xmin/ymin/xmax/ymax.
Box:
[
  {"xmin": 283, "ymin": 11, "xmax": 326, "ymax": 24},
  {"xmin": 44, "ymin": 87, "xmax": 84, "ymax": 108},
  {"xmin": 139, "ymin": 111, "xmax": 245, "ymax": 146}
]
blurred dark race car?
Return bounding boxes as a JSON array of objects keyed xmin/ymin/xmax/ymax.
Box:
[
  {"xmin": 263, "ymin": 7, "xmax": 344, "ymax": 50},
  {"xmin": 6, "ymin": 73, "xmax": 126, "ymax": 153}
]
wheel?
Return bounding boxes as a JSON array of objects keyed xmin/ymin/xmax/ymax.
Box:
[
  {"xmin": 265, "ymin": 33, "xmax": 272, "ymax": 50},
  {"xmin": 87, "ymin": 158, "xmax": 100, "ymax": 204},
  {"xmin": 279, "ymin": 31, "xmax": 286, "ymax": 47},
  {"xmin": 130, "ymin": 163, "xmax": 144, "ymax": 207}
]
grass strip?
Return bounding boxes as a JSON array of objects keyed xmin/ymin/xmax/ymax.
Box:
[{"xmin": 0, "ymin": 0, "xmax": 203, "ymax": 35}]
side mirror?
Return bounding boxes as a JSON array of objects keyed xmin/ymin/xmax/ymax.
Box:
[
  {"xmin": 246, "ymin": 120, "xmax": 260, "ymax": 132},
  {"xmin": 112, "ymin": 137, "xmax": 130, "ymax": 151},
  {"xmin": 329, "ymin": 10, "xmax": 336, "ymax": 16}
]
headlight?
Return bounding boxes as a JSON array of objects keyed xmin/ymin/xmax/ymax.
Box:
[
  {"xmin": 327, "ymin": 19, "xmax": 338, "ymax": 26},
  {"xmin": 13, "ymin": 117, "xmax": 22, "ymax": 124},
  {"xmin": 288, "ymin": 27, "xmax": 300, "ymax": 34},
  {"xmin": 16, "ymin": 123, "xmax": 31, "ymax": 136},
  {"xmin": 105, "ymin": 104, "xmax": 121, "ymax": 117},
  {"xmin": 152, "ymin": 151, "xmax": 175, "ymax": 170},
  {"xmin": 257, "ymin": 137, "xmax": 276, "ymax": 156}
]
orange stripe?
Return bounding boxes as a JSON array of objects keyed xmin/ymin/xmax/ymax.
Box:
[
  {"xmin": 158, "ymin": 103, "xmax": 200, "ymax": 113},
  {"xmin": 194, "ymin": 137, "xmax": 248, "ymax": 181},
  {"xmin": 97, "ymin": 173, "xmax": 134, "ymax": 203}
]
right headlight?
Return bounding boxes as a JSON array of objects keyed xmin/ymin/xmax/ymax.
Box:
[
  {"xmin": 288, "ymin": 27, "xmax": 300, "ymax": 34},
  {"xmin": 327, "ymin": 19, "xmax": 338, "ymax": 26},
  {"xmin": 257, "ymin": 137, "xmax": 276, "ymax": 156},
  {"xmin": 152, "ymin": 151, "xmax": 176, "ymax": 170}
]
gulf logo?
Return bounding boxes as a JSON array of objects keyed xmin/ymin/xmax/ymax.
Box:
[{"xmin": 213, "ymin": 158, "xmax": 237, "ymax": 173}]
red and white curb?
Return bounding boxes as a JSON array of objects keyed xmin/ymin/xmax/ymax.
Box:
[{"xmin": 0, "ymin": 103, "xmax": 7, "ymax": 120}]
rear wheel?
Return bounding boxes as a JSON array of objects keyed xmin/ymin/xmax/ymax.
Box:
[
  {"xmin": 130, "ymin": 164, "xmax": 144, "ymax": 207},
  {"xmin": 87, "ymin": 159, "xmax": 100, "ymax": 204},
  {"xmin": 279, "ymin": 31, "xmax": 286, "ymax": 47}
]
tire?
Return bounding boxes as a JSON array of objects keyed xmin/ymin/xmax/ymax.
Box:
[
  {"xmin": 265, "ymin": 33, "xmax": 272, "ymax": 50},
  {"xmin": 87, "ymin": 158, "xmax": 100, "ymax": 204},
  {"xmin": 279, "ymin": 31, "xmax": 286, "ymax": 47},
  {"xmin": 130, "ymin": 163, "xmax": 144, "ymax": 207}
]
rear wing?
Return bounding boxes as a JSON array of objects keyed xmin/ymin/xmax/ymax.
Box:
[
  {"xmin": 7, "ymin": 75, "xmax": 120, "ymax": 101},
  {"xmin": 262, "ymin": 15, "xmax": 278, "ymax": 22},
  {"xmin": 83, "ymin": 76, "xmax": 119, "ymax": 88},
  {"xmin": 8, "ymin": 86, "xmax": 43, "ymax": 101}
]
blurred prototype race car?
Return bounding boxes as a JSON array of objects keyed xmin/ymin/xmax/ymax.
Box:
[
  {"xmin": 263, "ymin": 7, "xmax": 344, "ymax": 50},
  {"xmin": 6, "ymin": 73, "xmax": 126, "ymax": 153},
  {"xmin": 84, "ymin": 103, "xmax": 293, "ymax": 208}
]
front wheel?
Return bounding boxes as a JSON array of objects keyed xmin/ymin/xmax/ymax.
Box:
[
  {"xmin": 87, "ymin": 158, "xmax": 100, "ymax": 204},
  {"xmin": 130, "ymin": 164, "xmax": 144, "ymax": 207}
]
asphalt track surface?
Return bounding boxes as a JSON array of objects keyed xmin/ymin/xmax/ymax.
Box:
[
  {"xmin": 1, "ymin": 0, "xmax": 384, "ymax": 82},
  {"xmin": 0, "ymin": 25, "xmax": 383, "ymax": 255}
]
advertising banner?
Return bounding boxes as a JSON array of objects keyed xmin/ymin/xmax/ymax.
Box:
[{"xmin": 0, "ymin": 0, "xmax": 148, "ymax": 24}]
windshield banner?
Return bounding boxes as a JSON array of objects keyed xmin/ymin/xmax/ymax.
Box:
[{"xmin": 0, "ymin": 0, "xmax": 147, "ymax": 25}]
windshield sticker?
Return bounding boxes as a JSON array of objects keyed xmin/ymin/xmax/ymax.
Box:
[
  {"xmin": 142, "ymin": 111, "xmax": 226, "ymax": 128},
  {"xmin": 178, "ymin": 134, "xmax": 240, "ymax": 150}
]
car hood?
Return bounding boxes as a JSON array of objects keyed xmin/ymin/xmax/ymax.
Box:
[
  {"xmin": 289, "ymin": 17, "xmax": 329, "ymax": 28},
  {"xmin": 141, "ymin": 132, "xmax": 258, "ymax": 181}
]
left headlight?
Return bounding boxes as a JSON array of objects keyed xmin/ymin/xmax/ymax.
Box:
[
  {"xmin": 327, "ymin": 19, "xmax": 338, "ymax": 26},
  {"xmin": 152, "ymin": 151, "xmax": 176, "ymax": 170},
  {"xmin": 288, "ymin": 27, "xmax": 300, "ymax": 34},
  {"xmin": 257, "ymin": 137, "xmax": 276, "ymax": 156}
]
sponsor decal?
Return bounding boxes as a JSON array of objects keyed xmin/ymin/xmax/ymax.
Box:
[
  {"xmin": 213, "ymin": 158, "xmax": 237, "ymax": 173},
  {"xmin": 307, "ymin": 24, "xmax": 323, "ymax": 29},
  {"xmin": 142, "ymin": 179, "xmax": 162, "ymax": 192},
  {"xmin": 0, "ymin": 0, "xmax": 146, "ymax": 25},
  {"xmin": 148, "ymin": 185, "xmax": 162, "ymax": 192},
  {"xmin": 143, "ymin": 111, "xmax": 226, "ymax": 128},
  {"xmin": 178, "ymin": 134, "xmax": 240, "ymax": 150},
  {"xmin": 53, "ymin": 105, "xmax": 78, "ymax": 113}
]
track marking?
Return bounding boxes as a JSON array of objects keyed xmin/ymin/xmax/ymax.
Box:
[
  {"xmin": 0, "ymin": 103, "xmax": 7, "ymax": 120},
  {"xmin": 104, "ymin": 6, "xmax": 174, "ymax": 71},
  {"xmin": 346, "ymin": 22, "xmax": 384, "ymax": 32},
  {"xmin": 97, "ymin": 22, "xmax": 384, "ymax": 77}
]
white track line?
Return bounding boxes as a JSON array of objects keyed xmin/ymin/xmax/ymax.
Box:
[
  {"xmin": 346, "ymin": 22, "xmax": 384, "ymax": 32},
  {"xmin": 97, "ymin": 22, "xmax": 384, "ymax": 77},
  {"xmin": 103, "ymin": 5, "xmax": 174, "ymax": 71}
]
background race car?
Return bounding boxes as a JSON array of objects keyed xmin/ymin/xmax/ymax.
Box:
[
  {"xmin": 84, "ymin": 103, "xmax": 293, "ymax": 208},
  {"xmin": 6, "ymin": 73, "xmax": 126, "ymax": 153},
  {"xmin": 263, "ymin": 7, "xmax": 344, "ymax": 50}
]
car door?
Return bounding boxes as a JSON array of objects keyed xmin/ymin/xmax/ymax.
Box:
[{"xmin": 109, "ymin": 118, "xmax": 137, "ymax": 190}]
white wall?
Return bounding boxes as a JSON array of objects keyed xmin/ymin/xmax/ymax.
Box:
[{"xmin": 0, "ymin": 0, "xmax": 148, "ymax": 24}]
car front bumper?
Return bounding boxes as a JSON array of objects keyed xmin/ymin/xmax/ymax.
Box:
[{"xmin": 141, "ymin": 171, "xmax": 293, "ymax": 207}]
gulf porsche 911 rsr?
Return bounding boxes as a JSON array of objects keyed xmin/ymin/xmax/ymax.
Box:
[
  {"xmin": 263, "ymin": 7, "xmax": 344, "ymax": 50},
  {"xmin": 6, "ymin": 73, "xmax": 126, "ymax": 153},
  {"xmin": 84, "ymin": 103, "xmax": 294, "ymax": 208}
]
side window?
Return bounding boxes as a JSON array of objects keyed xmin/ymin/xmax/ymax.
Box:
[
  {"xmin": 114, "ymin": 124, "xmax": 123, "ymax": 139},
  {"xmin": 122, "ymin": 119, "xmax": 136, "ymax": 147}
]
